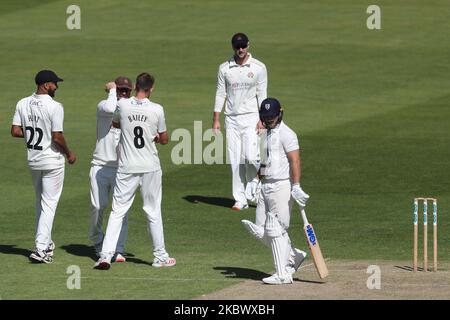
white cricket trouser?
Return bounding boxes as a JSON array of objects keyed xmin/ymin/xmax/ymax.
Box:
[
  {"xmin": 256, "ymin": 179, "xmax": 293, "ymax": 229},
  {"xmin": 89, "ymin": 165, "xmax": 128, "ymax": 253},
  {"xmin": 258, "ymin": 179, "xmax": 295, "ymax": 277},
  {"xmin": 101, "ymin": 170, "xmax": 169, "ymax": 261},
  {"xmin": 30, "ymin": 167, "xmax": 64, "ymax": 251},
  {"xmin": 225, "ymin": 113, "xmax": 260, "ymax": 205}
]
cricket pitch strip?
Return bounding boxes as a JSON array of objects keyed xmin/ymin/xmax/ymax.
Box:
[{"xmin": 196, "ymin": 260, "xmax": 450, "ymax": 300}]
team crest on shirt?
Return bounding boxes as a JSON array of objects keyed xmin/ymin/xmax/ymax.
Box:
[
  {"xmin": 247, "ymin": 72, "xmax": 254, "ymax": 78},
  {"xmin": 29, "ymin": 100, "xmax": 43, "ymax": 107}
]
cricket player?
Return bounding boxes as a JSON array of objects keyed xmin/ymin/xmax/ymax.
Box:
[
  {"xmin": 11, "ymin": 70, "xmax": 76, "ymax": 263},
  {"xmin": 242, "ymin": 98, "xmax": 309, "ymax": 284},
  {"xmin": 94, "ymin": 72, "xmax": 176, "ymax": 270},
  {"xmin": 89, "ymin": 77, "xmax": 133, "ymax": 262},
  {"xmin": 212, "ymin": 33, "xmax": 267, "ymax": 211}
]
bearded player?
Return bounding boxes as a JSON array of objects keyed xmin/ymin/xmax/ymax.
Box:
[{"xmin": 11, "ymin": 70, "xmax": 76, "ymax": 263}]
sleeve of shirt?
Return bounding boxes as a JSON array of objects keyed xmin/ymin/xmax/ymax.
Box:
[
  {"xmin": 282, "ymin": 128, "xmax": 300, "ymax": 153},
  {"xmin": 213, "ymin": 66, "xmax": 226, "ymax": 113},
  {"xmin": 112, "ymin": 104, "xmax": 121, "ymax": 124},
  {"xmin": 256, "ymin": 64, "xmax": 268, "ymax": 106},
  {"xmin": 158, "ymin": 107, "xmax": 167, "ymax": 132},
  {"xmin": 98, "ymin": 89, "xmax": 117, "ymax": 114},
  {"xmin": 51, "ymin": 104, "xmax": 64, "ymax": 132},
  {"xmin": 12, "ymin": 102, "xmax": 22, "ymax": 126}
]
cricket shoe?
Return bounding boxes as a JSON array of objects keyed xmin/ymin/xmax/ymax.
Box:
[
  {"xmin": 231, "ymin": 202, "xmax": 249, "ymax": 211},
  {"xmin": 45, "ymin": 242, "xmax": 55, "ymax": 257},
  {"xmin": 152, "ymin": 257, "xmax": 176, "ymax": 268},
  {"xmin": 113, "ymin": 253, "xmax": 126, "ymax": 263},
  {"xmin": 29, "ymin": 249, "xmax": 53, "ymax": 264},
  {"xmin": 286, "ymin": 248, "xmax": 307, "ymax": 274},
  {"xmin": 262, "ymin": 273, "xmax": 293, "ymax": 285},
  {"xmin": 93, "ymin": 254, "xmax": 112, "ymax": 270}
]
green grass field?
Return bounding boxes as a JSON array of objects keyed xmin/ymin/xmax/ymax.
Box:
[{"xmin": 0, "ymin": 0, "xmax": 449, "ymax": 299}]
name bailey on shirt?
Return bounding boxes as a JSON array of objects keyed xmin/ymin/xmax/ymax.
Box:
[{"xmin": 127, "ymin": 114, "xmax": 148, "ymax": 123}]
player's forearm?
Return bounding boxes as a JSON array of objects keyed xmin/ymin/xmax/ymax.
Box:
[
  {"xmin": 256, "ymin": 68, "xmax": 268, "ymax": 103},
  {"xmin": 102, "ymin": 89, "xmax": 118, "ymax": 113},
  {"xmin": 213, "ymin": 112, "xmax": 221, "ymax": 122},
  {"xmin": 213, "ymin": 96, "xmax": 226, "ymax": 113},
  {"xmin": 257, "ymin": 84, "xmax": 268, "ymax": 104},
  {"xmin": 158, "ymin": 131, "xmax": 169, "ymax": 145},
  {"xmin": 288, "ymin": 151, "xmax": 301, "ymax": 184},
  {"xmin": 11, "ymin": 125, "xmax": 24, "ymax": 138},
  {"xmin": 290, "ymin": 160, "xmax": 301, "ymax": 184},
  {"xmin": 52, "ymin": 132, "xmax": 73, "ymax": 157},
  {"xmin": 214, "ymin": 68, "xmax": 226, "ymax": 113}
]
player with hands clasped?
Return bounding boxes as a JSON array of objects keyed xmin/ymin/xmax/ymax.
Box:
[
  {"xmin": 11, "ymin": 70, "xmax": 76, "ymax": 263},
  {"xmin": 242, "ymin": 97, "xmax": 309, "ymax": 284},
  {"xmin": 94, "ymin": 72, "xmax": 175, "ymax": 270},
  {"xmin": 212, "ymin": 33, "xmax": 267, "ymax": 211},
  {"xmin": 88, "ymin": 77, "xmax": 133, "ymax": 263}
]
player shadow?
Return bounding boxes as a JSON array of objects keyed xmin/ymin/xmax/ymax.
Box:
[
  {"xmin": 126, "ymin": 257, "xmax": 153, "ymax": 266},
  {"xmin": 394, "ymin": 265, "xmax": 425, "ymax": 272},
  {"xmin": 0, "ymin": 244, "xmax": 30, "ymax": 257},
  {"xmin": 214, "ymin": 266, "xmax": 271, "ymax": 280},
  {"xmin": 183, "ymin": 195, "xmax": 235, "ymax": 208},
  {"xmin": 61, "ymin": 244, "xmax": 138, "ymax": 262},
  {"xmin": 292, "ymin": 277, "xmax": 326, "ymax": 284},
  {"xmin": 61, "ymin": 244, "xmax": 99, "ymax": 261}
]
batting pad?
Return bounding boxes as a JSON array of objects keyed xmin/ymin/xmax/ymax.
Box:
[
  {"xmin": 241, "ymin": 219, "xmax": 264, "ymax": 240},
  {"xmin": 270, "ymin": 233, "xmax": 291, "ymax": 277},
  {"xmin": 265, "ymin": 212, "xmax": 284, "ymax": 238}
]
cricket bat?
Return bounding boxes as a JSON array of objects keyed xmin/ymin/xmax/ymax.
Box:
[{"xmin": 300, "ymin": 208, "xmax": 329, "ymax": 279}]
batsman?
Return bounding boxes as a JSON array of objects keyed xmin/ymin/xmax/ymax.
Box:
[{"xmin": 242, "ymin": 97, "xmax": 310, "ymax": 284}]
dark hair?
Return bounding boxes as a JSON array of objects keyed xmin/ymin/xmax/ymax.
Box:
[{"xmin": 135, "ymin": 72, "xmax": 155, "ymax": 92}]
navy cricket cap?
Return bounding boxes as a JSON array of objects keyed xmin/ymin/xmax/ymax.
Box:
[
  {"xmin": 260, "ymin": 98, "xmax": 282, "ymax": 118},
  {"xmin": 231, "ymin": 33, "xmax": 249, "ymax": 48},
  {"xmin": 35, "ymin": 70, "xmax": 64, "ymax": 85}
]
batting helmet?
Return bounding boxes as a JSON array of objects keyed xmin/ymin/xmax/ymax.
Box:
[{"xmin": 259, "ymin": 98, "xmax": 283, "ymax": 129}]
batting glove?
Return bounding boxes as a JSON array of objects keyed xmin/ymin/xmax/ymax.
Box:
[
  {"xmin": 291, "ymin": 183, "xmax": 309, "ymax": 207},
  {"xmin": 245, "ymin": 178, "xmax": 261, "ymax": 202}
]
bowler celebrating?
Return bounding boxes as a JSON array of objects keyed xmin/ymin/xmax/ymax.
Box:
[
  {"xmin": 94, "ymin": 72, "xmax": 176, "ymax": 270},
  {"xmin": 89, "ymin": 77, "xmax": 133, "ymax": 262}
]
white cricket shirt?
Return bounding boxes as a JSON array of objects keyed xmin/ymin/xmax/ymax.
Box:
[
  {"xmin": 214, "ymin": 53, "xmax": 267, "ymax": 116},
  {"xmin": 261, "ymin": 121, "xmax": 300, "ymax": 180},
  {"xmin": 91, "ymin": 89, "xmax": 120, "ymax": 167},
  {"xmin": 12, "ymin": 93, "xmax": 65, "ymax": 170},
  {"xmin": 113, "ymin": 97, "xmax": 166, "ymax": 174}
]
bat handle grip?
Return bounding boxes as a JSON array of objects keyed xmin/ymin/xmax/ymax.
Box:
[{"xmin": 300, "ymin": 208, "xmax": 309, "ymax": 225}]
